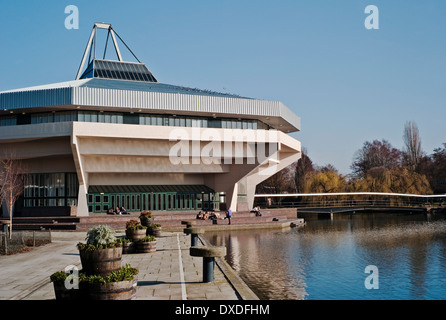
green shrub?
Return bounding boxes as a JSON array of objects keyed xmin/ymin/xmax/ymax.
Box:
[
  {"xmin": 126, "ymin": 219, "xmax": 146, "ymax": 230},
  {"xmin": 85, "ymin": 225, "xmax": 117, "ymax": 247},
  {"xmin": 77, "ymin": 242, "xmax": 122, "ymax": 251},
  {"xmin": 139, "ymin": 210, "xmax": 153, "ymax": 218},
  {"xmin": 83, "ymin": 264, "xmax": 139, "ymax": 284},
  {"xmin": 50, "ymin": 270, "xmax": 84, "ymax": 283},
  {"xmin": 139, "ymin": 235, "xmax": 156, "ymax": 242},
  {"xmin": 50, "ymin": 271, "xmax": 68, "ymax": 283},
  {"xmin": 116, "ymin": 237, "xmax": 131, "ymax": 244}
]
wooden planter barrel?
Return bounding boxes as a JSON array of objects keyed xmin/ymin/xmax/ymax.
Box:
[
  {"xmin": 140, "ymin": 217, "xmax": 154, "ymax": 227},
  {"xmin": 126, "ymin": 229, "xmax": 147, "ymax": 241},
  {"xmin": 88, "ymin": 278, "xmax": 138, "ymax": 300},
  {"xmin": 136, "ymin": 241, "xmax": 157, "ymax": 253},
  {"xmin": 53, "ymin": 281, "xmax": 90, "ymax": 300},
  {"xmin": 53, "ymin": 282, "xmax": 87, "ymax": 300},
  {"xmin": 79, "ymin": 247, "xmax": 122, "ymax": 277},
  {"xmin": 122, "ymin": 242, "xmax": 136, "ymax": 254},
  {"xmin": 147, "ymin": 227, "xmax": 162, "ymax": 237}
]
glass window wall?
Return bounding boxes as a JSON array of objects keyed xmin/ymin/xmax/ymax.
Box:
[
  {"xmin": 1, "ymin": 110, "xmax": 270, "ymax": 130},
  {"xmin": 24, "ymin": 173, "xmax": 79, "ymax": 207}
]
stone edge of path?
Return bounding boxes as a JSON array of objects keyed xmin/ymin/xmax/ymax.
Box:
[{"xmin": 198, "ymin": 235, "xmax": 259, "ymax": 301}]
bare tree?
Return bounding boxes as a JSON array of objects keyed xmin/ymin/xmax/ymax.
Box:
[
  {"xmin": 351, "ymin": 139, "xmax": 402, "ymax": 178},
  {"xmin": 403, "ymin": 121, "xmax": 423, "ymax": 171},
  {"xmin": 0, "ymin": 152, "xmax": 26, "ymax": 238}
]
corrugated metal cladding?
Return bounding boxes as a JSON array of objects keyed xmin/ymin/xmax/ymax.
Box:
[
  {"xmin": 72, "ymin": 87, "xmax": 285, "ymax": 117},
  {"xmin": 0, "ymin": 84, "xmax": 300, "ymax": 131},
  {"xmin": 0, "ymin": 88, "xmax": 71, "ymax": 109}
]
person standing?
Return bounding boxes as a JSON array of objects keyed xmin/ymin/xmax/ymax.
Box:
[{"xmin": 226, "ymin": 209, "xmax": 232, "ymax": 225}]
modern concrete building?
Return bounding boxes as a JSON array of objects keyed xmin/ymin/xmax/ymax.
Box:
[{"xmin": 0, "ymin": 23, "xmax": 301, "ymax": 217}]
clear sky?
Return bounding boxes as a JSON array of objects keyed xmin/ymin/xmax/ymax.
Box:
[{"xmin": 1, "ymin": 1, "xmax": 445, "ymax": 174}]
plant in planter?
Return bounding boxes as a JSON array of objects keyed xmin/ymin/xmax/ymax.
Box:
[
  {"xmin": 85, "ymin": 264, "xmax": 139, "ymax": 300},
  {"xmin": 52, "ymin": 225, "xmax": 139, "ymax": 300},
  {"xmin": 125, "ymin": 219, "xmax": 147, "ymax": 241},
  {"xmin": 139, "ymin": 210, "xmax": 154, "ymax": 227},
  {"xmin": 117, "ymin": 237, "xmax": 136, "ymax": 254},
  {"xmin": 50, "ymin": 270, "xmax": 86, "ymax": 300},
  {"xmin": 77, "ymin": 225, "xmax": 122, "ymax": 277},
  {"xmin": 146, "ymin": 223, "xmax": 162, "ymax": 237},
  {"xmin": 136, "ymin": 235, "xmax": 157, "ymax": 253}
]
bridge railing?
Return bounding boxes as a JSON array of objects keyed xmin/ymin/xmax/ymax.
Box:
[{"xmin": 254, "ymin": 193, "xmax": 446, "ymax": 209}]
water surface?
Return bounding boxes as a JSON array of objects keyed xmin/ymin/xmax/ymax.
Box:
[{"xmin": 203, "ymin": 213, "xmax": 446, "ymax": 300}]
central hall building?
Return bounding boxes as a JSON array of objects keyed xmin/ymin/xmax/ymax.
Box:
[{"xmin": 0, "ymin": 23, "xmax": 301, "ymax": 217}]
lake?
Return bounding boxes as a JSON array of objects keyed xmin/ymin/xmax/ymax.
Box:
[{"xmin": 203, "ymin": 212, "xmax": 446, "ymax": 300}]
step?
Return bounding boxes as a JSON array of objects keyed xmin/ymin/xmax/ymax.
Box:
[
  {"xmin": 12, "ymin": 223, "xmax": 78, "ymax": 231},
  {"xmin": 8, "ymin": 210, "xmax": 293, "ymax": 232},
  {"xmin": 13, "ymin": 217, "xmax": 81, "ymax": 224}
]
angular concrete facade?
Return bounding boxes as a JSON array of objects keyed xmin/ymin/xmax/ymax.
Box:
[{"xmin": 0, "ymin": 25, "xmax": 301, "ymax": 217}]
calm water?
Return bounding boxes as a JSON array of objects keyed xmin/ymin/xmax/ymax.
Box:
[{"xmin": 203, "ymin": 213, "xmax": 446, "ymax": 300}]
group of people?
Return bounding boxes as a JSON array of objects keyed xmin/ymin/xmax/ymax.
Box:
[
  {"xmin": 196, "ymin": 210, "xmax": 220, "ymax": 221},
  {"xmin": 107, "ymin": 206, "xmax": 129, "ymax": 215},
  {"xmin": 196, "ymin": 209, "xmax": 232, "ymax": 225},
  {"xmin": 251, "ymin": 206, "xmax": 262, "ymax": 216}
]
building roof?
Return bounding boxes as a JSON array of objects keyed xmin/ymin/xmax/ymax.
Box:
[
  {"xmin": 0, "ymin": 21, "xmax": 301, "ymax": 132},
  {"xmin": 0, "ymin": 77, "xmax": 300, "ymax": 132},
  {"xmin": 0, "ymin": 77, "xmax": 245, "ymax": 98},
  {"xmin": 79, "ymin": 59, "xmax": 158, "ymax": 83}
]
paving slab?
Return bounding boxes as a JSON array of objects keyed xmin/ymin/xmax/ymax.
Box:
[{"xmin": 0, "ymin": 230, "xmax": 251, "ymax": 300}]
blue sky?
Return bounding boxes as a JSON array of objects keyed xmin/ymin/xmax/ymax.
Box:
[{"xmin": 1, "ymin": 1, "xmax": 445, "ymax": 174}]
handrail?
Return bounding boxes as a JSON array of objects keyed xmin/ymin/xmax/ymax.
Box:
[
  {"xmin": 254, "ymin": 192, "xmax": 446, "ymax": 209},
  {"xmin": 255, "ymin": 192, "xmax": 446, "ymax": 199}
]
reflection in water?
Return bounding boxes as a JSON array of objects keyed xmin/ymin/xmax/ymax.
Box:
[
  {"xmin": 203, "ymin": 213, "xmax": 446, "ymax": 300},
  {"xmin": 207, "ymin": 229, "xmax": 309, "ymax": 300}
]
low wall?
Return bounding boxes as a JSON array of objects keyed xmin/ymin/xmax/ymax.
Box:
[
  {"xmin": 262, "ymin": 208, "xmax": 297, "ymax": 219},
  {"xmin": 18, "ymin": 207, "xmax": 72, "ymax": 217}
]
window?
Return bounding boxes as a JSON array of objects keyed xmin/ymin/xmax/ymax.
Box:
[
  {"xmin": 0, "ymin": 116, "xmax": 17, "ymax": 126},
  {"xmin": 3, "ymin": 109, "xmax": 271, "ymax": 131},
  {"xmin": 23, "ymin": 173, "xmax": 79, "ymax": 207}
]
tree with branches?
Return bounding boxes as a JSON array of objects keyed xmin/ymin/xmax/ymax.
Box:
[
  {"xmin": 402, "ymin": 121, "xmax": 423, "ymax": 171},
  {"xmin": 351, "ymin": 139, "xmax": 402, "ymax": 178},
  {"xmin": 0, "ymin": 153, "xmax": 26, "ymax": 238}
]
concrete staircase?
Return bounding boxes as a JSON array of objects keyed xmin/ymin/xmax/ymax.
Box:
[{"xmin": 11, "ymin": 208, "xmax": 300, "ymax": 232}]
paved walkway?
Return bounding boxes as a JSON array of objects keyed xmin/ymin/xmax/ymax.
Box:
[{"xmin": 0, "ymin": 231, "xmax": 257, "ymax": 300}]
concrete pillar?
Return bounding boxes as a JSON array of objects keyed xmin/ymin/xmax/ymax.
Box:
[{"xmin": 76, "ymin": 184, "xmax": 89, "ymax": 216}]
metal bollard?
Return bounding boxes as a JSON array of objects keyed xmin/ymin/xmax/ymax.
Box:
[
  {"xmin": 203, "ymin": 257, "xmax": 215, "ymax": 283},
  {"xmin": 190, "ymin": 246, "xmax": 227, "ymax": 283},
  {"xmin": 191, "ymin": 233, "xmax": 198, "ymax": 247},
  {"xmin": 183, "ymin": 227, "xmax": 205, "ymax": 247},
  {"xmin": 181, "ymin": 220, "xmax": 196, "ymax": 228}
]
